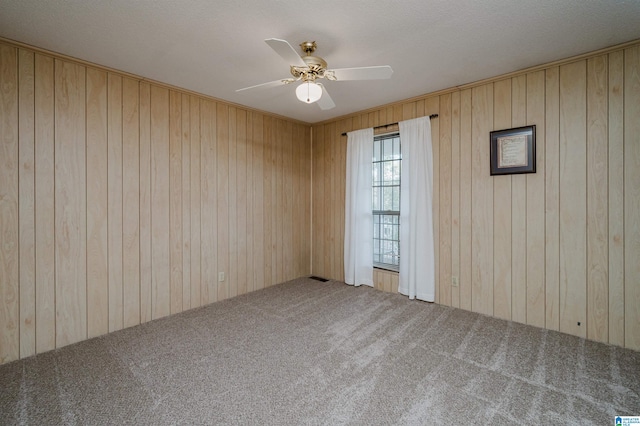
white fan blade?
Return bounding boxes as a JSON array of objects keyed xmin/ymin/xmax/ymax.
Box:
[
  {"xmin": 236, "ymin": 79, "xmax": 291, "ymax": 92},
  {"xmin": 329, "ymin": 65, "xmax": 393, "ymax": 81},
  {"xmin": 264, "ymin": 38, "xmax": 307, "ymax": 68},
  {"xmin": 317, "ymin": 84, "xmax": 335, "ymax": 110}
]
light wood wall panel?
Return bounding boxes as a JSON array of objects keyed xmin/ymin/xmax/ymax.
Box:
[
  {"xmin": 0, "ymin": 40, "xmax": 312, "ymax": 365},
  {"xmin": 586, "ymin": 56, "xmax": 609, "ymax": 343},
  {"xmin": 607, "ymin": 51, "xmax": 624, "ymax": 347},
  {"xmin": 510, "ymin": 74, "xmax": 526, "ymax": 324},
  {"xmin": 544, "ymin": 66, "xmax": 561, "ymax": 331},
  {"xmin": 150, "ymin": 86, "xmax": 171, "ymax": 319},
  {"xmin": 86, "ymin": 67, "xmax": 109, "ymax": 338},
  {"xmin": 216, "ymin": 104, "xmax": 229, "ymax": 301},
  {"xmin": 0, "ymin": 45, "xmax": 19, "ymax": 363},
  {"xmin": 200, "ymin": 99, "xmax": 217, "ymax": 305},
  {"xmin": 228, "ymin": 107, "xmax": 237, "ymax": 298},
  {"xmin": 189, "ymin": 96, "xmax": 202, "ymax": 307},
  {"xmin": 312, "ymin": 124, "xmax": 324, "ymax": 278},
  {"xmin": 450, "ymin": 91, "xmax": 461, "ymax": 309},
  {"xmin": 459, "ymin": 89, "xmax": 473, "ymax": 312},
  {"xmin": 439, "ymin": 95, "xmax": 452, "ymax": 307},
  {"xmin": 252, "ymin": 112, "xmax": 264, "ymax": 291},
  {"xmin": 311, "ymin": 40, "xmax": 640, "ymax": 350},
  {"xmin": 236, "ymin": 109, "xmax": 248, "ymax": 296},
  {"xmin": 169, "ymin": 90, "xmax": 182, "ymax": 314},
  {"xmin": 559, "ymin": 60, "xmax": 587, "ymax": 338},
  {"xmin": 34, "ymin": 54, "xmax": 55, "ymax": 353},
  {"xmin": 427, "ymin": 97, "xmax": 440, "ymax": 302},
  {"xmin": 54, "ymin": 59, "xmax": 87, "ymax": 347},
  {"xmin": 123, "ymin": 78, "xmax": 140, "ymax": 328},
  {"xmin": 139, "ymin": 82, "xmax": 152, "ymax": 323},
  {"xmin": 492, "ymin": 79, "xmax": 512, "ymax": 321},
  {"xmin": 525, "ymin": 70, "xmax": 546, "ymax": 328},
  {"xmin": 624, "ymin": 45, "xmax": 640, "ymax": 350},
  {"xmin": 471, "ymin": 85, "xmax": 493, "ymax": 316},
  {"xmin": 276, "ymin": 119, "xmax": 285, "ymax": 284},
  {"xmin": 108, "ymin": 73, "xmax": 123, "ymax": 332},
  {"xmin": 181, "ymin": 94, "xmax": 191, "ymax": 310},
  {"xmin": 19, "ymin": 49, "xmax": 36, "ymax": 358}
]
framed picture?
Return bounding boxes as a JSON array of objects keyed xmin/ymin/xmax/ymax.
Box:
[{"xmin": 490, "ymin": 125, "xmax": 536, "ymax": 175}]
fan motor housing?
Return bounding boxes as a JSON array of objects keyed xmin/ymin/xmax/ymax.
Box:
[{"xmin": 291, "ymin": 56, "xmax": 328, "ymax": 81}]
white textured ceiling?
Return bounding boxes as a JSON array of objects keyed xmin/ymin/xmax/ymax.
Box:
[{"xmin": 1, "ymin": 0, "xmax": 640, "ymax": 124}]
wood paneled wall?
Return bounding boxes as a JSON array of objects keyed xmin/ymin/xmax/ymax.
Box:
[
  {"xmin": 0, "ymin": 41, "xmax": 312, "ymax": 364},
  {"xmin": 311, "ymin": 42, "xmax": 640, "ymax": 350}
]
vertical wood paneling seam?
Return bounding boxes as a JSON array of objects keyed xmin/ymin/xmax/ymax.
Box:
[
  {"xmin": 585, "ymin": 64, "xmax": 589, "ymax": 336},
  {"xmin": 470, "ymin": 89, "xmax": 473, "ymax": 306},
  {"xmin": 544, "ymin": 71, "xmax": 548, "ymax": 326},
  {"xmin": 138, "ymin": 81, "xmax": 142, "ymax": 319},
  {"xmin": 543, "ymin": 74, "xmax": 548, "ymax": 329},
  {"xmin": 53, "ymin": 58, "xmax": 57, "ymax": 347},
  {"xmin": 16, "ymin": 50, "xmax": 22, "ymax": 353},
  {"xmin": 120, "ymin": 79, "xmax": 124, "ymax": 327},
  {"xmin": 553, "ymin": 67, "xmax": 561, "ymax": 330},
  {"xmin": 584, "ymin": 63, "xmax": 589, "ymax": 334},
  {"xmin": 585, "ymin": 65, "xmax": 589, "ymax": 335},
  {"xmin": 468, "ymin": 89, "xmax": 472, "ymax": 307},
  {"xmin": 620, "ymin": 52, "xmax": 625, "ymax": 345},
  {"xmin": 105, "ymin": 73, "xmax": 110, "ymax": 331},
  {"xmin": 84, "ymin": 66, "xmax": 88, "ymax": 337},
  {"xmin": 30, "ymin": 52, "xmax": 36, "ymax": 353},
  {"xmin": 310, "ymin": 127, "xmax": 313, "ymax": 272},
  {"xmin": 105, "ymin": 72, "xmax": 111, "ymax": 332},
  {"xmin": 198, "ymin": 99, "xmax": 203, "ymax": 305},
  {"xmin": 622, "ymin": 50, "xmax": 625, "ymax": 344},
  {"xmin": 524, "ymin": 80, "xmax": 528, "ymax": 324}
]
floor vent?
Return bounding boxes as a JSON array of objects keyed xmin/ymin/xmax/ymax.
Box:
[{"xmin": 309, "ymin": 276, "xmax": 329, "ymax": 282}]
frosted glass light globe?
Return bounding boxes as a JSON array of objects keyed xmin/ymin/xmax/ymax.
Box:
[{"xmin": 296, "ymin": 81, "xmax": 322, "ymax": 104}]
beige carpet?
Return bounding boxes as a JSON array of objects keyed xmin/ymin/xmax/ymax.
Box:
[{"xmin": 1, "ymin": 277, "xmax": 639, "ymax": 425}]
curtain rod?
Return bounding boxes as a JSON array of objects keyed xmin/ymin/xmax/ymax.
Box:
[{"xmin": 340, "ymin": 114, "xmax": 439, "ymax": 136}]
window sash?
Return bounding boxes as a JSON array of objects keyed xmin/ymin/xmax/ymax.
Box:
[{"xmin": 373, "ymin": 133, "xmax": 401, "ymax": 271}]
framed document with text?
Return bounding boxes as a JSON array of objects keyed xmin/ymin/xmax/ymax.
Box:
[{"xmin": 490, "ymin": 125, "xmax": 536, "ymax": 175}]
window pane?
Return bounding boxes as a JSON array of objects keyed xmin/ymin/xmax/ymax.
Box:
[
  {"xmin": 393, "ymin": 186, "xmax": 400, "ymax": 211},
  {"xmin": 372, "ymin": 187, "xmax": 380, "ymax": 211},
  {"xmin": 373, "ymin": 162, "xmax": 381, "ymax": 186},
  {"xmin": 392, "ymin": 160, "xmax": 401, "ymax": 184},
  {"xmin": 393, "ymin": 137, "xmax": 401, "ymax": 159},
  {"xmin": 373, "ymin": 217, "xmax": 379, "ymax": 238},
  {"xmin": 373, "ymin": 139, "xmax": 381, "ymax": 162},
  {"xmin": 383, "ymin": 137, "xmax": 393, "ymax": 160},
  {"xmin": 382, "ymin": 223, "xmax": 392, "ymax": 239},
  {"xmin": 383, "ymin": 187, "xmax": 393, "ymax": 210},
  {"xmin": 383, "ymin": 161, "xmax": 393, "ymax": 182},
  {"xmin": 373, "ymin": 238, "xmax": 380, "ymax": 261}
]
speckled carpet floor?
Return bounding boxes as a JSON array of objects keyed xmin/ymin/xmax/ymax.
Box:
[{"xmin": 1, "ymin": 277, "xmax": 639, "ymax": 425}]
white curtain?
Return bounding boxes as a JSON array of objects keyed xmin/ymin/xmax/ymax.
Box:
[
  {"xmin": 398, "ymin": 116, "xmax": 435, "ymax": 301},
  {"xmin": 344, "ymin": 128, "xmax": 374, "ymax": 287}
]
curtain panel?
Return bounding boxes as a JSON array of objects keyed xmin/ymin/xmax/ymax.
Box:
[
  {"xmin": 344, "ymin": 128, "xmax": 374, "ymax": 287},
  {"xmin": 398, "ymin": 117, "xmax": 435, "ymax": 301}
]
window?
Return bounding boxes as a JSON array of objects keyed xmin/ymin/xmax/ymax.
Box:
[{"xmin": 372, "ymin": 133, "xmax": 401, "ymax": 271}]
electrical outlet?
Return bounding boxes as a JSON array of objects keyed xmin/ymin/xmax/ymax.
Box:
[
  {"xmin": 218, "ymin": 272, "xmax": 225, "ymax": 282},
  {"xmin": 452, "ymin": 276, "xmax": 459, "ymax": 287}
]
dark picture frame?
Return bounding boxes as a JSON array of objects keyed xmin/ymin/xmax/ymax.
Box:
[{"xmin": 490, "ymin": 125, "xmax": 536, "ymax": 175}]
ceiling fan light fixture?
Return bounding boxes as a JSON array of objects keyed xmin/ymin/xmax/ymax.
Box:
[{"xmin": 295, "ymin": 81, "xmax": 322, "ymax": 104}]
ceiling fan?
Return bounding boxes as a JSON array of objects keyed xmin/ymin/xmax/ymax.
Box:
[{"xmin": 236, "ymin": 38, "xmax": 393, "ymax": 110}]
